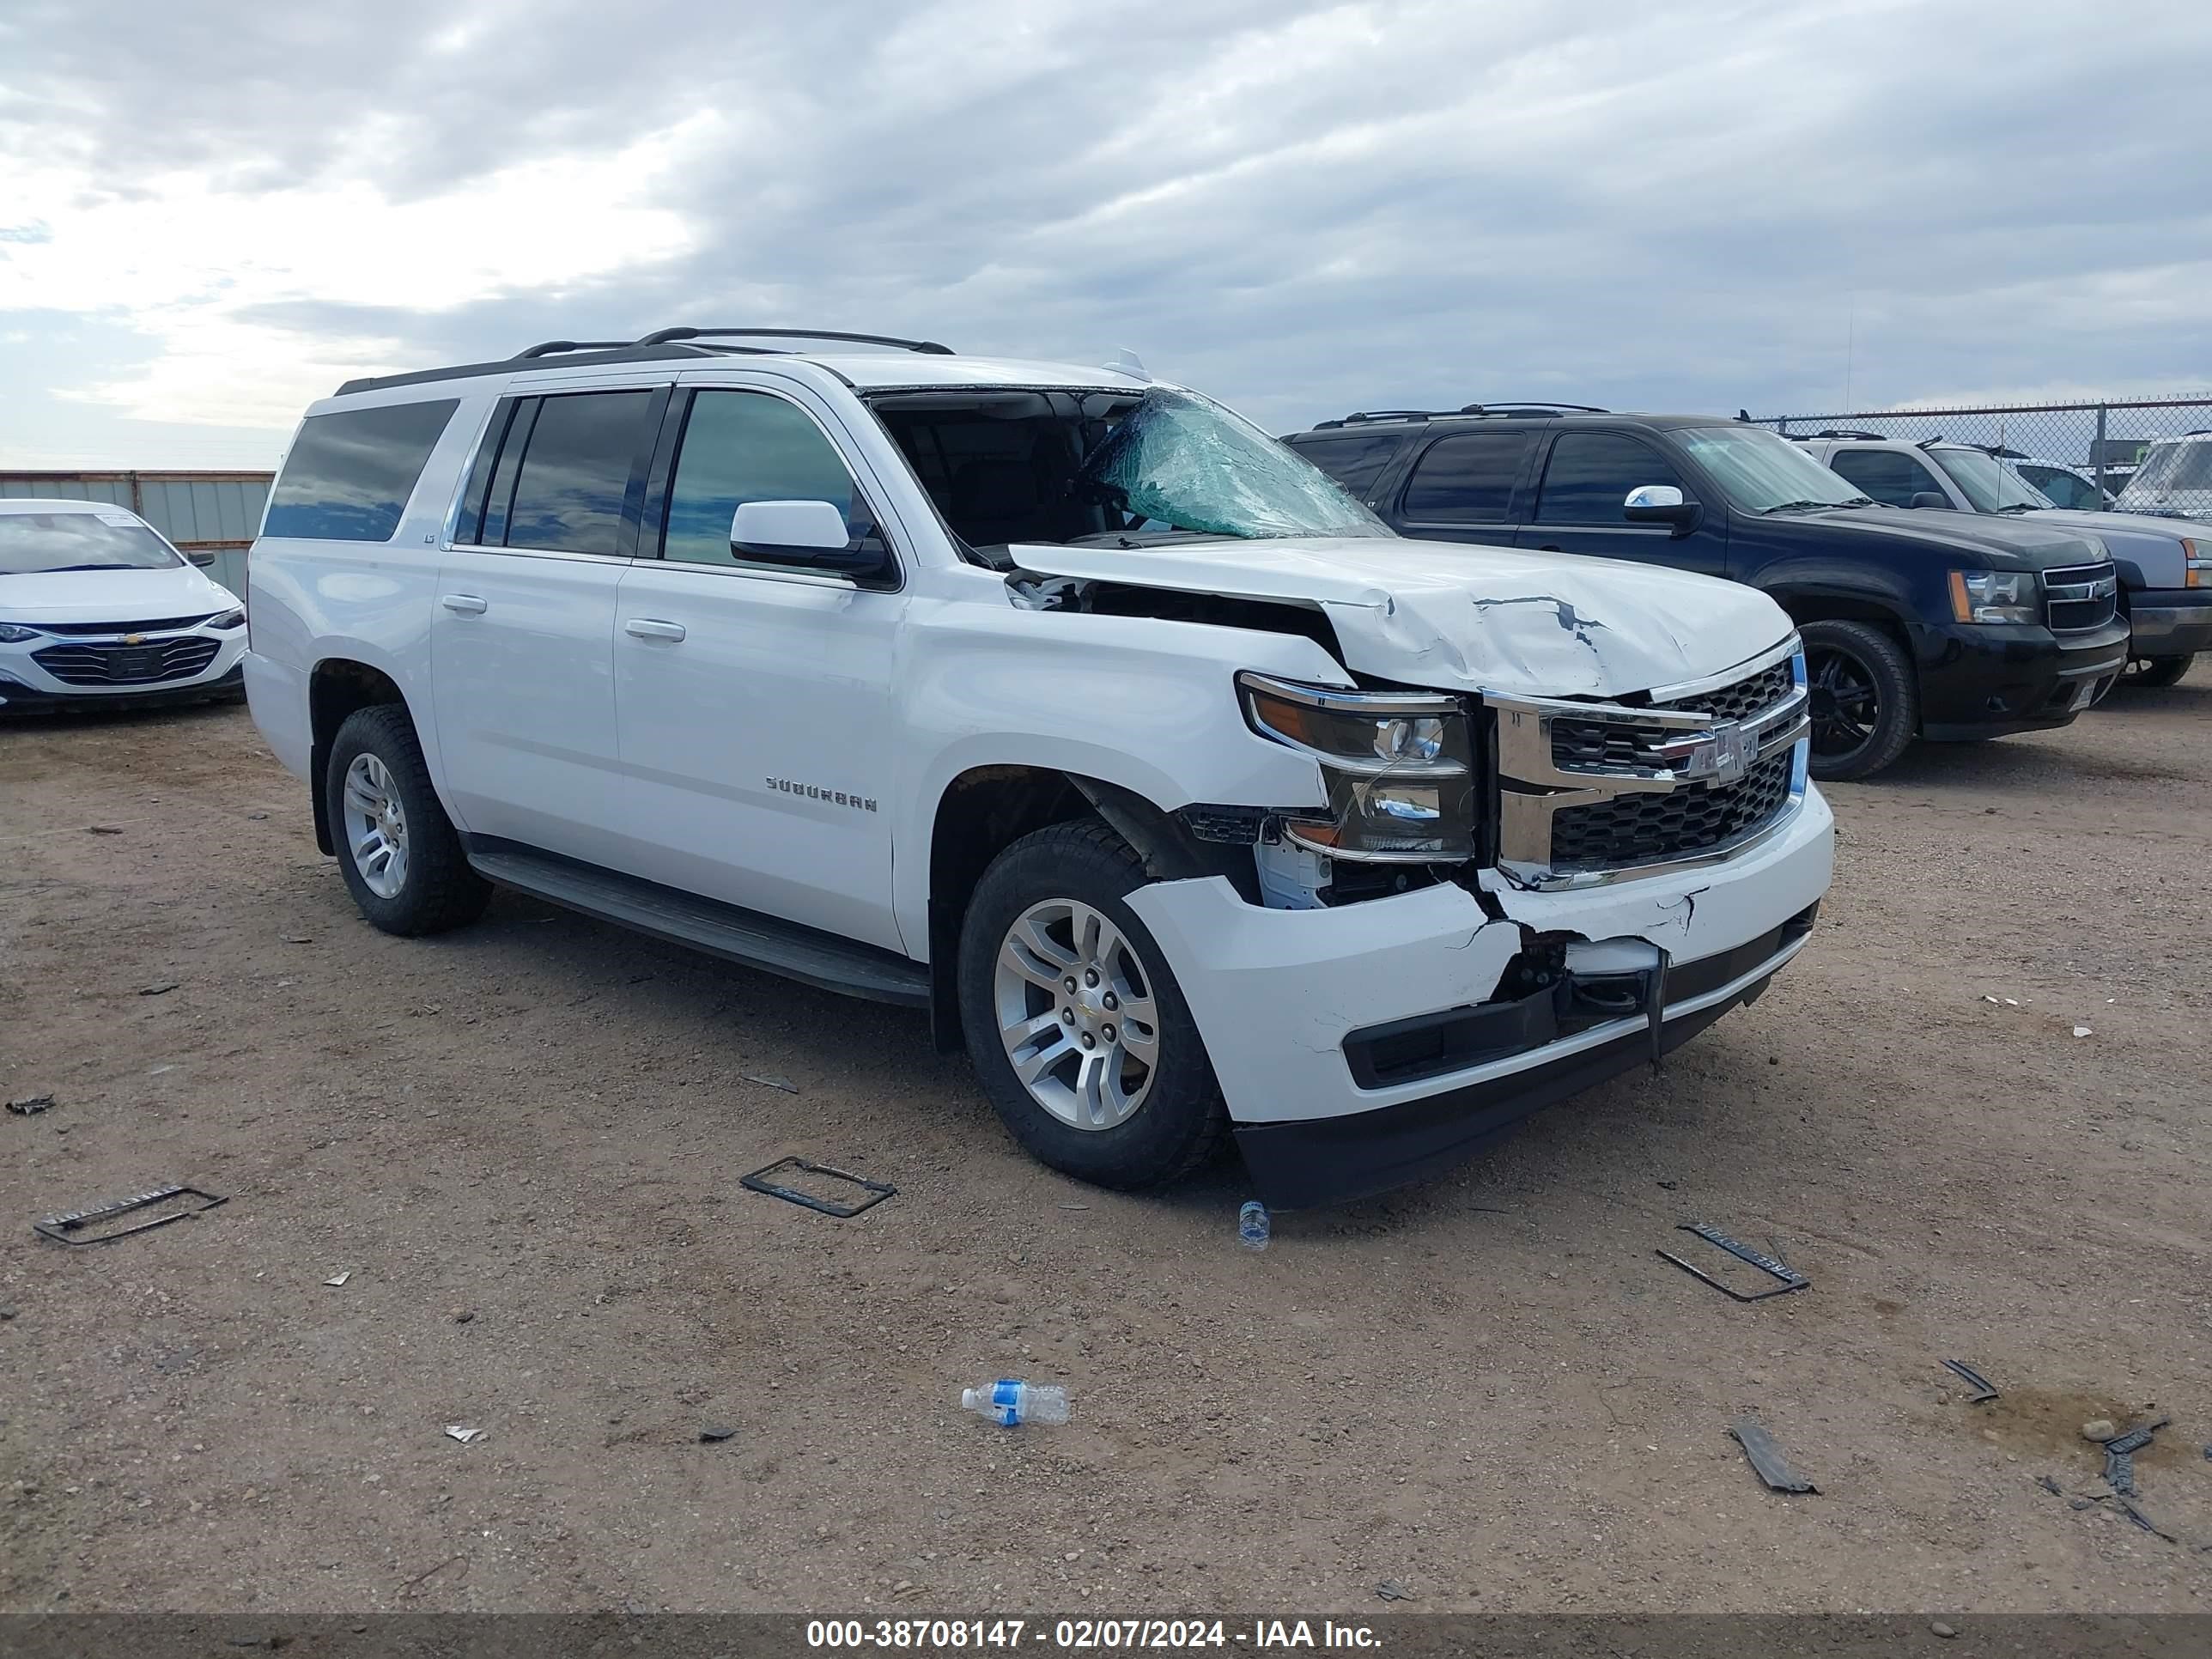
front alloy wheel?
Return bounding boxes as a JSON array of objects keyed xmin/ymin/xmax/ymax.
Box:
[
  {"xmin": 994, "ymin": 898, "xmax": 1162, "ymax": 1130},
  {"xmin": 1807, "ymin": 646, "xmax": 1879, "ymax": 761},
  {"xmin": 957, "ymin": 817, "xmax": 1227, "ymax": 1190},
  {"xmin": 1798, "ymin": 619, "xmax": 1917, "ymax": 780}
]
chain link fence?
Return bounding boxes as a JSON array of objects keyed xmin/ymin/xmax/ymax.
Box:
[{"xmin": 1755, "ymin": 396, "xmax": 2212, "ymax": 510}]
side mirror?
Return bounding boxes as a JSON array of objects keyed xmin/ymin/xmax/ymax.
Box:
[
  {"xmin": 730, "ymin": 500, "xmax": 887, "ymax": 578},
  {"xmin": 1623, "ymin": 483, "xmax": 1698, "ymax": 532},
  {"xmin": 1909, "ymin": 491, "xmax": 1953, "ymax": 510}
]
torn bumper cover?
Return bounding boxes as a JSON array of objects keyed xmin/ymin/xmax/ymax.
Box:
[{"xmin": 1124, "ymin": 785, "xmax": 1833, "ymax": 1207}]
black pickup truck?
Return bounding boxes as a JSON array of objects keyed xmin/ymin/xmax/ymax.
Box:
[{"xmin": 1284, "ymin": 406, "xmax": 2129, "ymax": 779}]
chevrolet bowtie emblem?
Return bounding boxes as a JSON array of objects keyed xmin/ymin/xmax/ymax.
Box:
[
  {"xmin": 123, "ymin": 633, "xmax": 145, "ymax": 646},
  {"xmin": 1655, "ymin": 721, "xmax": 1752, "ymax": 785}
]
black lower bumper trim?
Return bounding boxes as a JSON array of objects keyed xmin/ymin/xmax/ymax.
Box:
[
  {"xmin": 1235, "ymin": 973, "xmax": 1776, "ymax": 1210},
  {"xmin": 0, "ymin": 665, "xmax": 244, "ymax": 714}
]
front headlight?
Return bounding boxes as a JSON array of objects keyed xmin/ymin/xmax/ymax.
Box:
[
  {"xmin": 1948, "ymin": 569, "xmax": 2039, "ymax": 625},
  {"xmin": 1237, "ymin": 672, "xmax": 1475, "ymax": 862},
  {"xmin": 209, "ymin": 607, "xmax": 246, "ymax": 630},
  {"xmin": 2185, "ymin": 537, "xmax": 2205, "ymax": 588},
  {"xmin": 0, "ymin": 623, "xmax": 43, "ymax": 643}
]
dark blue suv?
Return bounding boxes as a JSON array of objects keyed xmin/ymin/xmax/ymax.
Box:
[{"xmin": 1285, "ymin": 406, "xmax": 2128, "ymax": 780}]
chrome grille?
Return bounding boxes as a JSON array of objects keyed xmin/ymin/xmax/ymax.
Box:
[
  {"xmin": 1492, "ymin": 637, "xmax": 1808, "ymax": 890},
  {"xmin": 33, "ymin": 636, "xmax": 222, "ymax": 686},
  {"xmin": 1551, "ymin": 751, "xmax": 1793, "ymax": 869},
  {"xmin": 2043, "ymin": 562, "xmax": 2118, "ymax": 632},
  {"xmin": 1551, "ymin": 658, "xmax": 1796, "ymax": 772}
]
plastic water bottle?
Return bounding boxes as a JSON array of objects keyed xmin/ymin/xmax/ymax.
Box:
[
  {"xmin": 961, "ymin": 1380, "xmax": 1070, "ymax": 1426},
  {"xmin": 1239, "ymin": 1201, "xmax": 1271, "ymax": 1251}
]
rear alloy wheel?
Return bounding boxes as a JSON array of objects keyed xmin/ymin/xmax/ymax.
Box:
[
  {"xmin": 1801, "ymin": 619, "xmax": 1917, "ymax": 781},
  {"xmin": 2122, "ymin": 653, "xmax": 2193, "ymax": 689}
]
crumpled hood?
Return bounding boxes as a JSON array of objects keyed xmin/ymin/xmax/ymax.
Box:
[
  {"xmin": 0, "ymin": 562, "xmax": 234, "ymax": 623},
  {"xmin": 1010, "ymin": 535, "xmax": 1795, "ymax": 699}
]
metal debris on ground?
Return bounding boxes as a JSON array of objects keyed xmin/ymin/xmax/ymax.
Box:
[
  {"xmin": 1656, "ymin": 1223, "xmax": 1811, "ymax": 1301},
  {"xmin": 1729, "ymin": 1418, "xmax": 1819, "ymax": 1493},
  {"xmin": 740, "ymin": 1156, "xmax": 895, "ymax": 1218},
  {"xmin": 2117, "ymin": 1496, "xmax": 2179, "ymax": 1542},
  {"xmin": 1373, "ymin": 1580, "xmax": 1419, "ymax": 1602},
  {"xmin": 1941, "ymin": 1359, "xmax": 1999, "ymax": 1403},
  {"xmin": 2035, "ymin": 1474, "xmax": 2063, "ymax": 1496},
  {"xmin": 443, "ymin": 1425, "xmax": 484, "ymax": 1444},
  {"xmin": 739, "ymin": 1073, "xmax": 801, "ymax": 1094},
  {"xmin": 85, "ymin": 824, "xmax": 122, "ymax": 836},
  {"xmin": 323, "ymin": 1272, "xmax": 350, "ymax": 1287},
  {"xmin": 698, "ymin": 1425, "xmax": 736, "ymax": 1443},
  {"xmin": 139, "ymin": 981, "xmax": 179, "ymax": 996},
  {"xmin": 2103, "ymin": 1415, "xmax": 2170, "ymax": 1456},
  {"xmin": 5, "ymin": 1094, "xmax": 55, "ymax": 1116},
  {"xmin": 33, "ymin": 1183, "xmax": 228, "ymax": 1245},
  {"xmin": 2106, "ymin": 1449, "xmax": 2136, "ymax": 1496}
]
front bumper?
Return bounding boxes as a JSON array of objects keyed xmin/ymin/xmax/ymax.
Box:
[
  {"xmin": 1915, "ymin": 617, "xmax": 2129, "ymax": 741},
  {"xmin": 1125, "ymin": 786, "xmax": 1835, "ymax": 1206},
  {"xmin": 0, "ymin": 625, "xmax": 247, "ymax": 711},
  {"xmin": 2127, "ymin": 588, "xmax": 2212, "ymax": 659}
]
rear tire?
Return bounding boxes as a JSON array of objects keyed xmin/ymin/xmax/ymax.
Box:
[
  {"xmin": 1802, "ymin": 620, "xmax": 1917, "ymax": 781},
  {"xmin": 325, "ymin": 704, "xmax": 490, "ymax": 936},
  {"xmin": 957, "ymin": 817, "xmax": 1228, "ymax": 1190},
  {"xmin": 2124, "ymin": 653, "xmax": 2193, "ymax": 689}
]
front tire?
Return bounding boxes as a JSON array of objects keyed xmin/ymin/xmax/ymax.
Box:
[
  {"xmin": 958, "ymin": 818, "xmax": 1228, "ymax": 1190},
  {"xmin": 2124, "ymin": 653, "xmax": 2193, "ymax": 689},
  {"xmin": 325, "ymin": 704, "xmax": 490, "ymax": 936},
  {"xmin": 1802, "ymin": 620, "xmax": 1917, "ymax": 781}
]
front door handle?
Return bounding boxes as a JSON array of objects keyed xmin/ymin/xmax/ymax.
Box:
[
  {"xmin": 441, "ymin": 593, "xmax": 488, "ymax": 615},
  {"xmin": 624, "ymin": 618, "xmax": 687, "ymax": 641}
]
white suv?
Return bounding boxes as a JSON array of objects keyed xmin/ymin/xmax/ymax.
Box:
[
  {"xmin": 1, "ymin": 498, "xmax": 248, "ymax": 712},
  {"xmin": 245, "ymin": 328, "xmax": 1834, "ymax": 1205}
]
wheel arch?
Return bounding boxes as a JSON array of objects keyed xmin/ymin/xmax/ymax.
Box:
[
  {"xmin": 307, "ymin": 658, "xmax": 413, "ymax": 855},
  {"xmin": 921, "ymin": 766, "xmax": 1255, "ymax": 1055}
]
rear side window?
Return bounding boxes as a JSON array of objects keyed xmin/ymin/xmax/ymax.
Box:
[
  {"xmin": 498, "ymin": 391, "xmax": 658, "ymax": 555},
  {"xmin": 1826, "ymin": 447, "xmax": 1943, "ymax": 508},
  {"xmin": 1534, "ymin": 434, "xmax": 1683, "ymax": 524},
  {"xmin": 1401, "ymin": 433, "xmax": 1534, "ymax": 523},
  {"xmin": 1291, "ymin": 433, "xmax": 1402, "ymax": 501},
  {"xmin": 264, "ymin": 400, "xmax": 459, "ymax": 542}
]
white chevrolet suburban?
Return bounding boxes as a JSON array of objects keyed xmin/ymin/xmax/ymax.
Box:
[{"xmin": 244, "ymin": 329, "xmax": 1835, "ymax": 1206}]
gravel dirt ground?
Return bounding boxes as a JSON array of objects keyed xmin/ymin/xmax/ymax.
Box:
[{"xmin": 3, "ymin": 679, "xmax": 2209, "ymax": 1616}]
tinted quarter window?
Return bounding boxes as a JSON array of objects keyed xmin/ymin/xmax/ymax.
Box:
[
  {"xmin": 1827, "ymin": 447, "xmax": 1943, "ymax": 507},
  {"xmin": 1293, "ymin": 433, "xmax": 1402, "ymax": 501},
  {"xmin": 264, "ymin": 399, "xmax": 459, "ymax": 542},
  {"xmin": 1534, "ymin": 434, "xmax": 1682, "ymax": 524},
  {"xmin": 662, "ymin": 391, "xmax": 884, "ymax": 568},
  {"xmin": 501, "ymin": 390, "xmax": 655, "ymax": 555},
  {"xmin": 1402, "ymin": 432, "xmax": 1532, "ymax": 522}
]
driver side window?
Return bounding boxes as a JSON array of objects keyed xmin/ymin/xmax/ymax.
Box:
[
  {"xmin": 660, "ymin": 390, "xmax": 884, "ymax": 568},
  {"xmin": 1534, "ymin": 434, "xmax": 1683, "ymax": 524}
]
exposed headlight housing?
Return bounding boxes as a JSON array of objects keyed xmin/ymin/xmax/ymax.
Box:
[
  {"xmin": 0, "ymin": 623, "xmax": 43, "ymax": 644},
  {"xmin": 1237, "ymin": 672, "xmax": 1476, "ymax": 862},
  {"xmin": 209, "ymin": 607, "xmax": 246, "ymax": 630},
  {"xmin": 1948, "ymin": 569, "xmax": 2039, "ymax": 625}
]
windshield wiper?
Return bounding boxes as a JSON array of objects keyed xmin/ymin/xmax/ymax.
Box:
[
  {"xmin": 1994, "ymin": 502, "xmax": 2039, "ymax": 514},
  {"xmin": 5, "ymin": 562, "xmax": 134, "ymax": 574},
  {"xmin": 1760, "ymin": 500, "xmax": 1836, "ymax": 515}
]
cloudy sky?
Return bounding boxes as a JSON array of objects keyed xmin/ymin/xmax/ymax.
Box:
[{"xmin": 2, "ymin": 0, "xmax": 2207, "ymax": 469}]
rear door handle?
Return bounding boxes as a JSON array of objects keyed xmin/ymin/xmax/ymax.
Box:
[
  {"xmin": 441, "ymin": 593, "xmax": 488, "ymax": 615},
  {"xmin": 624, "ymin": 618, "xmax": 686, "ymax": 641}
]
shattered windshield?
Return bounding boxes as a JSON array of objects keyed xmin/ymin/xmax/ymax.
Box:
[
  {"xmin": 1074, "ymin": 388, "xmax": 1389, "ymax": 541},
  {"xmin": 867, "ymin": 385, "xmax": 1391, "ymax": 555}
]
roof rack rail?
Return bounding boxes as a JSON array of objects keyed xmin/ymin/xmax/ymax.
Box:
[
  {"xmin": 1311, "ymin": 410, "xmax": 1444, "ymax": 428},
  {"xmin": 1814, "ymin": 428, "xmax": 1890, "ymax": 441},
  {"xmin": 1464, "ymin": 400, "xmax": 1608, "ymax": 414},
  {"xmin": 634, "ymin": 326, "xmax": 956, "ymax": 355},
  {"xmin": 515, "ymin": 339, "xmax": 635, "ymax": 359}
]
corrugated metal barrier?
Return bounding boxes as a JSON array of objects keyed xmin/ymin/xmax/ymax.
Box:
[{"xmin": 0, "ymin": 471, "xmax": 273, "ymax": 599}]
